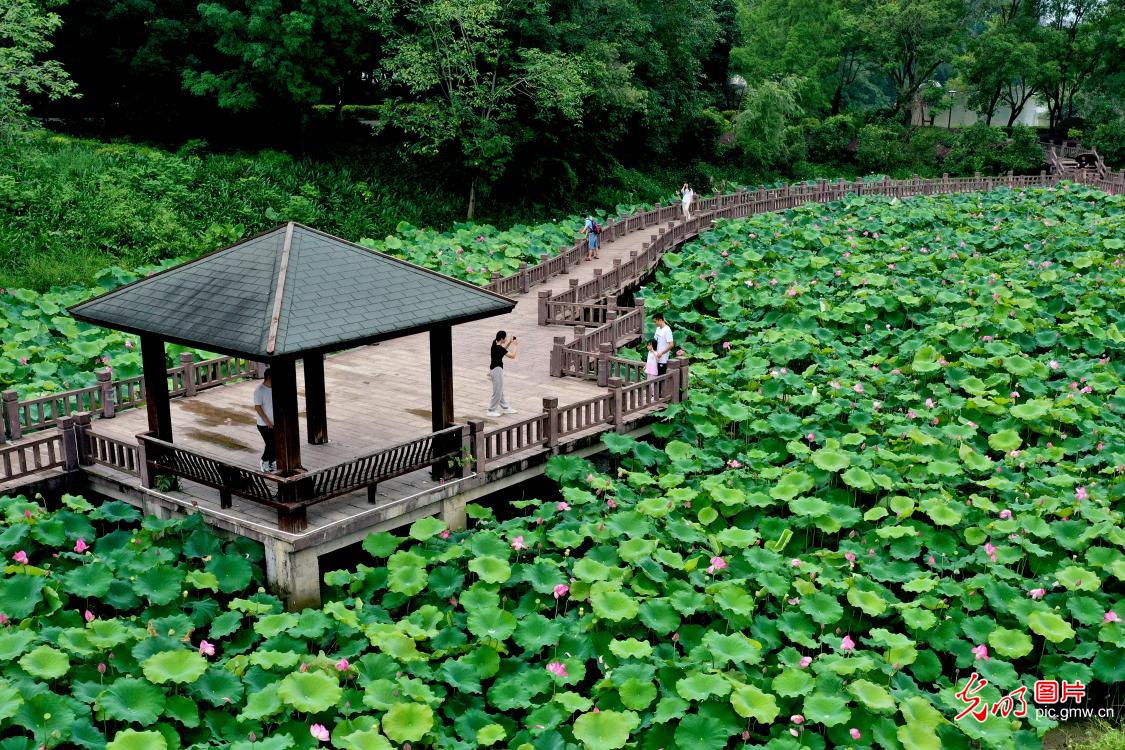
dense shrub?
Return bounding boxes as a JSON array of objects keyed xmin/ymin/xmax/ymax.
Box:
[
  {"xmin": 801, "ymin": 114, "xmax": 860, "ymax": 165},
  {"xmin": 943, "ymin": 124, "xmax": 1044, "ymax": 176},
  {"xmin": 855, "ymin": 124, "xmax": 908, "ymax": 174},
  {"xmin": 1089, "ymin": 120, "xmax": 1125, "ymax": 168}
]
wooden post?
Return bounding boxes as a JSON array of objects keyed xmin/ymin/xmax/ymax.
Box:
[
  {"xmin": 597, "ymin": 343, "xmax": 613, "ymax": 387},
  {"xmin": 429, "ymin": 324, "xmax": 456, "ymax": 480},
  {"xmin": 538, "ymin": 290, "xmax": 551, "ymax": 326},
  {"xmin": 303, "ymin": 352, "xmax": 328, "ymax": 445},
  {"xmin": 58, "ymin": 416, "xmax": 79, "ymax": 471},
  {"xmin": 550, "ymin": 336, "xmax": 566, "ymax": 377},
  {"xmin": 0, "ymin": 390, "xmax": 12, "ymax": 443},
  {"xmin": 569, "ymin": 278, "xmax": 579, "ymax": 299},
  {"xmin": 669, "ymin": 358, "xmax": 690, "ymax": 403},
  {"xmin": 612, "ymin": 258, "xmax": 622, "ymax": 288},
  {"xmin": 95, "ymin": 369, "xmax": 115, "ymax": 419},
  {"xmin": 542, "ymin": 397, "xmax": 559, "ymax": 449},
  {"xmin": 560, "ymin": 246, "xmax": 570, "ymax": 274},
  {"xmin": 73, "ymin": 413, "xmax": 92, "ymax": 465},
  {"xmin": 609, "ymin": 377, "xmax": 625, "ymax": 432},
  {"xmin": 140, "ymin": 334, "xmax": 172, "ymax": 443},
  {"xmin": 270, "ymin": 357, "xmax": 303, "ymax": 476},
  {"xmin": 518, "ymin": 262, "xmax": 530, "ymax": 294},
  {"xmin": 593, "ymin": 268, "xmax": 603, "ymax": 296},
  {"xmin": 490, "ymin": 271, "xmax": 501, "ymax": 288},
  {"xmin": 469, "ymin": 418, "xmax": 486, "ymax": 476},
  {"xmin": 136, "ymin": 433, "xmax": 156, "ymax": 488},
  {"xmin": 179, "ymin": 353, "xmax": 197, "ymax": 397}
]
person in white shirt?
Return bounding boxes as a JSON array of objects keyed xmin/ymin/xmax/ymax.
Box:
[
  {"xmin": 681, "ymin": 183, "xmax": 694, "ymax": 219},
  {"xmin": 253, "ymin": 369, "xmax": 276, "ymax": 473},
  {"xmin": 653, "ymin": 313, "xmax": 674, "ymax": 375}
]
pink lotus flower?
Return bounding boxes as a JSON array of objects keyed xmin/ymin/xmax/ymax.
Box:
[
  {"xmin": 983, "ymin": 543, "xmax": 998, "ymax": 562},
  {"xmin": 310, "ymin": 724, "xmax": 330, "ymax": 742},
  {"xmin": 553, "ymin": 584, "xmax": 569, "ymax": 599},
  {"xmin": 606, "ymin": 498, "xmax": 617, "ymax": 509},
  {"xmin": 511, "ymin": 535, "xmax": 527, "ymax": 551},
  {"xmin": 1029, "ymin": 588, "xmax": 1046, "ymax": 600},
  {"xmin": 1105, "ymin": 611, "xmax": 1121, "ymax": 623},
  {"xmin": 706, "ymin": 556, "xmax": 727, "ymax": 574},
  {"xmin": 74, "ymin": 538, "xmax": 89, "ymax": 553},
  {"xmin": 12, "ymin": 551, "xmax": 28, "ymax": 565},
  {"xmin": 1010, "ymin": 391, "xmax": 1020, "ymax": 399},
  {"xmin": 844, "ymin": 551, "xmax": 856, "ymax": 562},
  {"xmin": 907, "ymin": 410, "xmax": 917, "ymax": 419},
  {"xmin": 546, "ymin": 661, "xmax": 569, "ymax": 678},
  {"xmin": 924, "ymin": 398, "xmax": 935, "ymax": 409},
  {"xmin": 335, "ymin": 658, "xmax": 349, "ymax": 671},
  {"xmin": 791, "ymin": 714, "xmax": 805, "ymax": 724},
  {"xmin": 1049, "ymin": 360, "xmax": 1059, "ymax": 370},
  {"xmin": 852, "ymin": 383, "xmax": 864, "ymax": 394},
  {"xmin": 971, "ymin": 644, "xmax": 989, "ymax": 661},
  {"xmin": 97, "ymin": 662, "xmax": 106, "ymax": 673},
  {"xmin": 722, "ymin": 341, "xmax": 731, "ymax": 350},
  {"xmin": 1075, "ymin": 486, "xmax": 1088, "ymax": 501},
  {"xmin": 84, "ymin": 610, "xmax": 95, "ymax": 622},
  {"xmin": 799, "ymin": 656, "xmax": 812, "ymax": 668},
  {"xmin": 999, "ymin": 510, "xmax": 1011, "ymax": 520},
  {"xmin": 727, "ymin": 459, "xmax": 742, "ymax": 468},
  {"xmin": 439, "ymin": 530, "xmax": 450, "ymax": 539},
  {"xmin": 790, "ymin": 558, "xmax": 801, "ymax": 568},
  {"xmin": 850, "ymin": 728, "xmax": 862, "ymax": 740},
  {"xmin": 557, "ymin": 501, "xmax": 570, "ymax": 511},
  {"xmin": 19, "ymin": 357, "xmax": 27, "ymax": 366},
  {"xmin": 806, "ymin": 433, "xmax": 815, "ymax": 443},
  {"xmin": 199, "ymin": 640, "xmax": 215, "ymax": 657},
  {"xmin": 0, "ymin": 613, "xmax": 6, "ymax": 625},
  {"xmin": 840, "ymin": 635, "xmax": 855, "ymax": 652},
  {"xmin": 124, "ymin": 340, "xmax": 133, "ymax": 348}
]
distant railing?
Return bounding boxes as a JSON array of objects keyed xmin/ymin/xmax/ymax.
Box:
[
  {"xmin": 3, "ymin": 354, "xmax": 259, "ymax": 442},
  {"xmin": 0, "ymin": 431, "xmax": 67, "ymax": 483},
  {"xmin": 137, "ymin": 425, "xmax": 466, "ymax": 532}
]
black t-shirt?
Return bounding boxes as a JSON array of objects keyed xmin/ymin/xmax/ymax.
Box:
[{"xmin": 490, "ymin": 343, "xmax": 508, "ymax": 369}]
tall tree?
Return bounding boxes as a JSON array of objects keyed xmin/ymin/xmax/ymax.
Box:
[
  {"xmin": 959, "ymin": 0, "xmax": 1041, "ymax": 125},
  {"xmin": 364, "ymin": 0, "xmax": 657, "ymax": 217},
  {"xmin": 184, "ymin": 0, "xmax": 370, "ymax": 122},
  {"xmin": 1036, "ymin": 0, "xmax": 1116, "ymax": 131},
  {"xmin": 0, "ymin": 0, "xmax": 77, "ymax": 136},
  {"xmin": 861, "ymin": 0, "xmax": 969, "ymax": 123}
]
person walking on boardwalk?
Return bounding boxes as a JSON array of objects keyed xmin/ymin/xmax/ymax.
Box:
[
  {"xmin": 681, "ymin": 183, "xmax": 695, "ymax": 219},
  {"xmin": 583, "ymin": 214, "xmax": 601, "ymax": 261},
  {"xmin": 253, "ymin": 368, "xmax": 276, "ymax": 472},
  {"xmin": 488, "ymin": 331, "xmax": 520, "ymax": 417},
  {"xmin": 644, "ymin": 338, "xmax": 660, "ymax": 379},
  {"xmin": 653, "ymin": 313, "xmax": 675, "ymax": 375}
]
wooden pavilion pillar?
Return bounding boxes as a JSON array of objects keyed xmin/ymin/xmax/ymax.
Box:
[
  {"xmin": 429, "ymin": 324, "xmax": 455, "ymax": 480},
  {"xmin": 140, "ymin": 333, "xmax": 172, "ymax": 442},
  {"xmin": 271, "ymin": 358, "xmax": 304, "ymax": 476},
  {"xmin": 303, "ymin": 353, "xmax": 328, "ymax": 445}
]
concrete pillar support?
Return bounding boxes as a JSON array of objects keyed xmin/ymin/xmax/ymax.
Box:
[{"xmin": 264, "ymin": 540, "xmax": 322, "ymax": 610}]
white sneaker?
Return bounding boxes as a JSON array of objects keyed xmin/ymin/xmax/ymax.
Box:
[
  {"xmin": 268, "ymin": 462, "xmax": 277, "ymax": 472},
  {"xmin": 486, "ymin": 410, "xmax": 502, "ymax": 417},
  {"xmin": 260, "ymin": 461, "xmax": 270, "ymax": 472},
  {"xmin": 502, "ymin": 407, "xmax": 518, "ymax": 414}
]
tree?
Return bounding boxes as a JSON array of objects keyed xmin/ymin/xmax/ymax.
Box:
[
  {"xmin": 731, "ymin": 0, "xmax": 868, "ymax": 115},
  {"xmin": 184, "ymin": 0, "xmax": 370, "ymax": 121},
  {"xmin": 1036, "ymin": 0, "xmax": 1113, "ymax": 131},
  {"xmin": 732, "ymin": 76, "xmax": 804, "ymax": 168},
  {"xmin": 0, "ymin": 0, "xmax": 77, "ymax": 136},
  {"xmin": 861, "ymin": 0, "xmax": 969, "ymax": 124},
  {"xmin": 959, "ymin": 0, "xmax": 1041, "ymax": 125},
  {"xmin": 365, "ymin": 0, "xmax": 606, "ymax": 217}
]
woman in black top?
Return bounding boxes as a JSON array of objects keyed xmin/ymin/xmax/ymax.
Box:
[{"xmin": 488, "ymin": 331, "xmax": 519, "ymax": 417}]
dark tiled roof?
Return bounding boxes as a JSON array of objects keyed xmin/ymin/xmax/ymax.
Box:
[{"xmin": 69, "ymin": 223, "xmax": 514, "ymax": 358}]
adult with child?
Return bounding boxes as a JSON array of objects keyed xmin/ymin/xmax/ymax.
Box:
[
  {"xmin": 488, "ymin": 331, "xmax": 520, "ymax": 417},
  {"xmin": 652, "ymin": 313, "xmax": 675, "ymax": 375}
]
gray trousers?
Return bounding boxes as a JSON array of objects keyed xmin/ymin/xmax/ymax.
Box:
[{"xmin": 489, "ymin": 367, "xmax": 509, "ymax": 410}]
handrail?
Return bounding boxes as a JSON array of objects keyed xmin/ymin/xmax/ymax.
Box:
[
  {"xmin": 137, "ymin": 425, "xmax": 466, "ymax": 532},
  {"xmin": 0, "ymin": 431, "xmax": 66, "ymax": 483}
]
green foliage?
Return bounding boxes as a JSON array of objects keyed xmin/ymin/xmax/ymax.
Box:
[
  {"xmin": 0, "ymin": 0, "xmax": 78, "ymax": 137},
  {"xmin": 855, "ymin": 123, "xmax": 909, "ymax": 174},
  {"xmin": 732, "ymin": 77, "xmax": 805, "ymax": 169},
  {"xmin": 944, "ymin": 124, "xmax": 1044, "ymax": 176},
  {"xmin": 1089, "ymin": 120, "xmax": 1125, "ymax": 168}
]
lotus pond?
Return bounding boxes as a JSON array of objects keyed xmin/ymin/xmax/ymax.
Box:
[{"xmin": 1, "ymin": 182, "xmax": 1123, "ymax": 749}]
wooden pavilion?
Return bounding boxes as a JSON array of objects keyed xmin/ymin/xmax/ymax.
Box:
[{"xmin": 69, "ymin": 222, "xmax": 514, "ymax": 528}]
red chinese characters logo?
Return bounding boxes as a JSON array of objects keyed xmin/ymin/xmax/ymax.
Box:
[{"xmin": 957, "ymin": 676, "xmax": 1085, "ymax": 722}]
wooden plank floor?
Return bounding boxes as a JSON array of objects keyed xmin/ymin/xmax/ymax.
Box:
[{"xmin": 87, "ymin": 221, "xmax": 661, "ymax": 473}]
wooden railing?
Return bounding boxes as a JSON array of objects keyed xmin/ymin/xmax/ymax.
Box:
[
  {"xmin": 83, "ymin": 428, "xmax": 141, "ymax": 476},
  {"xmin": 137, "ymin": 425, "xmax": 466, "ymax": 532},
  {"xmin": 3, "ymin": 354, "xmax": 259, "ymax": 441},
  {"xmin": 0, "ymin": 431, "xmax": 67, "ymax": 484}
]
